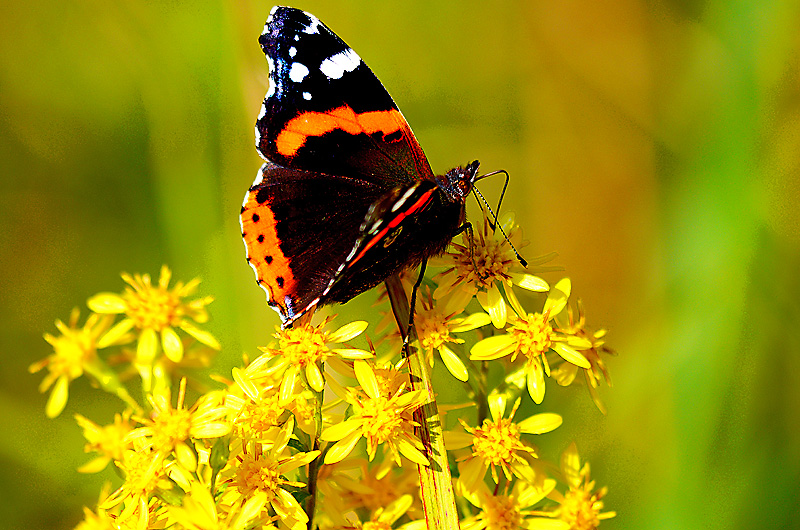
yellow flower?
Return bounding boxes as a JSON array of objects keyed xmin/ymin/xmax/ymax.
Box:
[
  {"xmin": 460, "ymin": 479, "xmax": 568, "ymax": 530},
  {"xmin": 226, "ymin": 365, "xmax": 289, "ymax": 441},
  {"xmin": 339, "ymin": 494, "xmax": 418, "ymax": 530},
  {"xmin": 221, "ymin": 417, "xmax": 320, "ymax": 530},
  {"xmin": 169, "ymin": 481, "xmax": 268, "ymax": 530},
  {"xmin": 317, "ymin": 458, "xmax": 422, "ymax": 524},
  {"xmin": 550, "ymin": 301, "xmax": 615, "ymax": 414},
  {"xmin": 445, "ymin": 397, "xmax": 561, "ymax": 491},
  {"xmin": 75, "ymin": 411, "xmax": 135, "ymax": 473},
  {"xmin": 88, "ymin": 265, "xmax": 219, "ymax": 364},
  {"xmin": 433, "ymin": 212, "xmax": 550, "ymax": 328},
  {"xmin": 384, "ymin": 289, "xmax": 491, "ymax": 381},
  {"xmin": 254, "ymin": 317, "xmax": 372, "ymax": 394},
  {"xmin": 321, "ymin": 360, "xmax": 429, "ymax": 467},
  {"xmin": 100, "ymin": 443, "xmax": 172, "ymax": 528},
  {"xmin": 549, "ymin": 443, "xmax": 615, "ymax": 530},
  {"xmin": 30, "ymin": 308, "xmax": 116, "ymax": 417},
  {"xmin": 129, "ymin": 378, "xmax": 231, "ymax": 471},
  {"xmin": 470, "ymin": 279, "xmax": 591, "ymax": 404}
]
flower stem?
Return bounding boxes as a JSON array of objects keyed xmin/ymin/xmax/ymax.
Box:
[{"xmin": 385, "ymin": 274, "xmax": 459, "ymax": 530}]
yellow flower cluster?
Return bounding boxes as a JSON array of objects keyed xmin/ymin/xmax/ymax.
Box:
[{"xmin": 33, "ymin": 211, "xmax": 617, "ymax": 530}]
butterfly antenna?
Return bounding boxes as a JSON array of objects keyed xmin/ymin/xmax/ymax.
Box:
[{"xmin": 472, "ymin": 170, "xmax": 528, "ymax": 268}]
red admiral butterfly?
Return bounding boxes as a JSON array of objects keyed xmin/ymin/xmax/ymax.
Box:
[{"xmin": 242, "ymin": 6, "xmax": 504, "ymax": 328}]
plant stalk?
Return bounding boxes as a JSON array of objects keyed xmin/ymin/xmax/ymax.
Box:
[{"xmin": 384, "ymin": 274, "xmax": 459, "ymax": 530}]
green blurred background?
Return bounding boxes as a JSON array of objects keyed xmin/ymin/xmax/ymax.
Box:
[{"xmin": 2, "ymin": 0, "xmax": 800, "ymax": 528}]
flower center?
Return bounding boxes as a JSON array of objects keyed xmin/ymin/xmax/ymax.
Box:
[
  {"xmin": 560, "ymin": 488, "xmax": 602, "ymax": 530},
  {"xmin": 240, "ymin": 393, "xmax": 284, "ymax": 435},
  {"xmin": 482, "ymin": 493, "xmax": 522, "ymax": 530},
  {"xmin": 151, "ymin": 408, "xmax": 192, "ymax": 450},
  {"xmin": 278, "ymin": 326, "xmax": 329, "ymax": 367},
  {"xmin": 509, "ymin": 313, "xmax": 553, "ymax": 360},
  {"xmin": 472, "ymin": 418, "xmax": 521, "ymax": 466},
  {"xmin": 123, "ymin": 450, "xmax": 164, "ymax": 496},
  {"xmin": 456, "ymin": 236, "xmax": 513, "ymax": 290},
  {"xmin": 417, "ymin": 310, "xmax": 452, "ymax": 350},
  {"xmin": 358, "ymin": 397, "xmax": 402, "ymax": 445},
  {"xmin": 235, "ymin": 453, "xmax": 281, "ymax": 501},
  {"xmin": 125, "ymin": 287, "xmax": 181, "ymax": 331}
]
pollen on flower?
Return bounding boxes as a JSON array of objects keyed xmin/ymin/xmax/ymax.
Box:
[
  {"xmin": 417, "ymin": 309, "xmax": 452, "ymax": 351},
  {"xmin": 236, "ymin": 452, "xmax": 283, "ymax": 501},
  {"xmin": 150, "ymin": 407, "xmax": 192, "ymax": 449},
  {"xmin": 559, "ymin": 486, "xmax": 610, "ymax": 530},
  {"xmin": 480, "ymin": 493, "xmax": 523, "ymax": 530},
  {"xmin": 277, "ymin": 325, "xmax": 329, "ymax": 367},
  {"xmin": 453, "ymin": 226, "xmax": 516, "ymax": 291},
  {"xmin": 472, "ymin": 418, "xmax": 523, "ymax": 467},
  {"xmin": 509, "ymin": 312, "xmax": 553, "ymax": 361},
  {"xmin": 358, "ymin": 396, "xmax": 403, "ymax": 447}
]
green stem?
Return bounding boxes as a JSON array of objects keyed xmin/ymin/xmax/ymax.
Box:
[{"xmin": 385, "ymin": 274, "xmax": 459, "ymax": 530}]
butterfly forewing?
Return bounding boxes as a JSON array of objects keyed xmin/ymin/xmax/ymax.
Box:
[{"xmin": 256, "ymin": 7, "xmax": 433, "ymax": 185}]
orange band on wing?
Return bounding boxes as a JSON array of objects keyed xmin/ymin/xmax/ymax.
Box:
[
  {"xmin": 276, "ymin": 106, "xmax": 407, "ymax": 156},
  {"xmin": 241, "ymin": 190, "xmax": 296, "ymax": 311}
]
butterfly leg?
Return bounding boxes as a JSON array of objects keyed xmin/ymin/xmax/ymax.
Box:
[
  {"xmin": 403, "ymin": 259, "xmax": 428, "ymax": 351},
  {"xmin": 453, "ymin": 222, "xmax": 490, "ymax": 281}
]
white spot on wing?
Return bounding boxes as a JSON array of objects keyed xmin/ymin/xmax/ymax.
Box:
[
  {"xmin": 392, "ymin": 186, "xmax": 418, "ymax": 212},
  {"xmin": 265, "ymin": 55, "xmax": 276, "ymax": 98},
  {"xmin": 289, "ymin": 46, "xmax": 297, "ymax": 57},
  {"xmin": 320, "ymin": 48, "xmax": 361, "ymax": 80},
  {"xmin": 303, "ymin": 92, "xmax": 311, "ymax": 100},
  {"xmin": 302, "ymin": 12, "xmax": 321, "ymax": 34},
  {"xmin": 289, "ymin": 62, "xmax": 309, "ymax": 83}
]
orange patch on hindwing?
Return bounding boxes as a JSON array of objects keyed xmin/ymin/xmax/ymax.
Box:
[
  {"xmin": 276, "ymin": 106, "xmax": 407, "ymax": 156},
  {"xmin": 241, "ymin": 188, "xmax": 296, "ymax": 312}
]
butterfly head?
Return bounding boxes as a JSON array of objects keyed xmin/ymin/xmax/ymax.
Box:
[{"xmin": 437, "ymin": 160, "xmax": 481, "ymax": 202}]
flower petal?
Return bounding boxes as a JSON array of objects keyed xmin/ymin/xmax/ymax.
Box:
[
  {"xmin": 470, "ymin": 334, "xmax": 515, "ymax": 360},
  {"xmin": 517, "ymin": 413, "xmax": 562, "ymax": 434},
  {"xmin": 354, "ymin": 360, "xmax": 380, "ymax": 399},
  {"xmin": 137, "ymin": 328, "xmax": 159, "ymax": 362},
  {"xmin": 327, "ymin": 320, "xmax": 368, "ymax": 342},
  {"xmin": 324, "ymin": 429, "xmax": 362, "ymax": 464},
  {"xmin": 332, "ymin": 348, "xmax": 373, "ymax": 359},
  {"xmin": 87, "ymin": 293, "xmax": 128, "ymax": 314},
  {"xmin": 450, "ymin": 312, "xmax": 492, "ymax": 333},
  {"xmin": 161, "ymin": 327, "xmax": 183, "ymax": 363},
  {"xmin": 543, "ymin": 277, "xmax": 571, "ymax": 318},
  {"xmin": 510, "ymin": 273, "xmax": 550, "ymax": 292},
  {"xmin": 477, "ymin": 286, "xmax": 507, "ymax": 328},
  {"xmin": 320, "ymin": 418, "xmax": 363, "ymax": 442},
  {"xmin": 233, "ymin": 366, "xmax": 260, "ymax": 401},
  {"xmin": 306, "ymin": 362, "xmax": 325, "ymax": 392},
  {"xmin": 178, "ymin": 321, "xmax": 220, "ymax": 350},
  {"xmin": 443, "ymin": 430, "xmax": 474, "ymax": 450},
  {"xmin": 396, "ymin": 436, "xmax": 429, "ymax": 466},
  {"xmin": 97, "ymin": 318, "xmax": 135, "ymax": 349},
  {"xmin": 438, "ymin": 345, "xmax": 468, "ymax": 382},
  {"xmin": 527, "ymin": 361, "xmax": 546, "ymax": 404},
  {"xmin": 45, "ymin": 375, "xmax": 69, "ymax": 418},
  {"xmin": 552, "ymin": 342, "xmax": 590, "ymax": 369}
]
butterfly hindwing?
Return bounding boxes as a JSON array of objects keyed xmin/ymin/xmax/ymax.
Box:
[
  {"xmin": 241, "ymin": 161, "xmax": 386, "ymax": 322},
  {"xmin": 256, "ymin": 7, "xmax": 434, "ymax": 185}
]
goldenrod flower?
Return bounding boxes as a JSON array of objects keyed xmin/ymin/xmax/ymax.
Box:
[
  {"xmin": 446, "ymin": 397, "xmax": 561, "ymax": 491},
  {"xmin": 169, "ymin": 481, "xmax": 268, "ymax": 530},
  {"xmin": 471, "ymin": 279, "xmax": 590, "ymax": 404},
  {"xmin": 338, "ymin": 494, "xmax": 418, "ymax": 530},
  {"xmin": 30, "ymin": 308, "xmax": 117, "ymax": 417},
  {"xmin": 75, "ymin": 411, "xmax": 135, "ymax": 473},
  {"xmin": 321, "ymin": 360, "xmax": 428, "ymax": 466},
  {"xmin": 255, "ymin": 318, "xmax": 372, "ymax": 393},
  {"xmin": 551, "ymin": 301, "xmax": 615, "ymax": 414},
  {"xmin": 433, "ymin": 212, "xmax": 549, "ymax": 328},
  {"xmin": 88, "ymin": 265, "xmax": 219, "ymax": 364},
  {"xmin": 221, "ymin": 417, "xmax": 320, "ymax": 530},
  {"xmin": 549, "ymin": 443, "xmax": 615, "ymax": 530},
  {"xmin": 100, "ymin": 443, "xmax": 172, "ymax": 527},
  {"xmin": 129, "ymin": 378, "xmax": 231, "ymax": 471},
  {"xmin": 460, "ymin": 479, "xmax": 569, "ymax": 530},
  {"xmin": 226, "ymin": 366, "xmax": 289, "ymax": 441},
  {"xmin": 384, "ymin": 289, "xmax": 491, "ymax": 381}
]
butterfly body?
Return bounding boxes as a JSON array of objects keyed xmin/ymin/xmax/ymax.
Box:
[{"xmin": 241, "ymin": 6, "xmax": 479, "ymax": 327}]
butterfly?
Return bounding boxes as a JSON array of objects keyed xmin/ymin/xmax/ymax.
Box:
[{"xmin": 241, "ymin": 6, "xmax": 513, "ymax": 328}]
